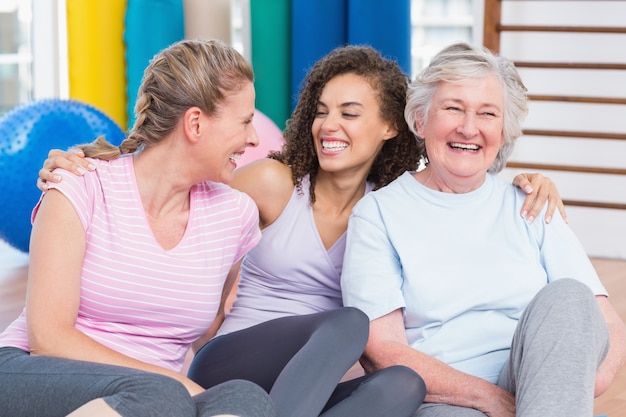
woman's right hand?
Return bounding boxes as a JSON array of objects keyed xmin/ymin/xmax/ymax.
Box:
[{"xmin": 37, "ymin": 148, "xmax": 95, "ymax": 191}]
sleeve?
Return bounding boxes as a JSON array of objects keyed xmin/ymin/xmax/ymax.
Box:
[
  {"xmin": 531, "ymin": 206, "xmax": 608, "ymax": 296},
  {"xmin": 341, "ymin": 195, "xmax": 407, "ymax": 321},
  {"xmin": 31, "ymin": 168, "xmax": 94, "ymax": 231}
]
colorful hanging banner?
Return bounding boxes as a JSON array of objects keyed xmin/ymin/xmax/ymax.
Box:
[
  {"xmin": 250, "ymin": 0, "xmax": 291, "ymax": 130},
  {"xmin": 125, "ymin": 0, "xmax": 184, "ymax": 130},
  {"xmin": 66, "ymin": 0, "xmax": 127, "ymax": 129}
]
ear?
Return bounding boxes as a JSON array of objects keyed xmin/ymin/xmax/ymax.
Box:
[
  {"xmin": 183, "ymin": 107, "xmax": 203, "ymax": 143},
  {"xmin": 414, "ymin": 118, "xmax": 426, "ymax": 139},
  {"xmin": 382, "ymin": 123, "xmax": 399, "ymax": 141}
]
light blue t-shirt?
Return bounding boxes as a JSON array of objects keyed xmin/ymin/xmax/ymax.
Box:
[{"xmin": 341, "ymin": 171, "xmax": 607, "ymax": 383}]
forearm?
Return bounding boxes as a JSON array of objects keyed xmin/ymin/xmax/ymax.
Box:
[
  {"xmin": 30, "ymin": 326, "xmax": 185, "ymax": 382},
  {"xmin": 363, "ymin": 341, "xmax": 511, "ymax": 410},
  {"xmin": 192, "ymin": 312, "xmax": 224, "ymax": 353},
  {"xmin": 595, "ymin": 297, "xmax": 626, "ymax": 397}
]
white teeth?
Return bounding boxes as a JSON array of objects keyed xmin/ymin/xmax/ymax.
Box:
[
  {"xmin": 450, "ymin": 142, "xmax": 480, "ymax": 151},
  {"xmin": 229, "ymin": 154, "xmax": 241, "ymax": 162},
  {"xmin": 322, "ymin": 140, "xmax": 348, "ymax": 151}
]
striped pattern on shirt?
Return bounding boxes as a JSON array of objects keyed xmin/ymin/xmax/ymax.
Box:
[{"xmin": 0, "ymin": 155, "xmax": 261, "ymax": 372}]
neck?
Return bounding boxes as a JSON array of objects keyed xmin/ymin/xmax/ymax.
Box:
[
  {"xmin": 313, "ymin": 170, "xmax": 368, "ymax": 215},
  {"xmin": 132, "ymin": 142, "xmax": 193, "ymax": 219},
  {"xmin": 416, "ymin": 167, "xmax": 486, "ymax": 194}
]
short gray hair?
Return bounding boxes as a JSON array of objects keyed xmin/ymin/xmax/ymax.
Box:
[{"xmin": 405, "ymin": 42, "xmax": 528, "ymax": 173}]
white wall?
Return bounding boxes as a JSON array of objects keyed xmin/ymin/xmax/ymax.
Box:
[{"xmin": 494, "ymin": 0, "xmax": 626, "ymax": 259}]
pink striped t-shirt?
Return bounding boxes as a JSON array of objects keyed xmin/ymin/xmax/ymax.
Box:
[{"xmin": 0, "ymin": 155, "xmax": 261, "ymax": 372}]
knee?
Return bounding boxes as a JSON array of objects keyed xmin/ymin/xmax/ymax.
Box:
[
  {"xmin": 530, "ymin": 279, "xmax": 606, "ymax": 339},
  {"xmin": 339, "ymin": 306, "xmax": 370, "ymax": 333},
  {"xmin": 548, "ymin": 278, "xmax": 593, "ymax": 297},
  {"xmin": 196, "ymin": 380, "xmax": 275, "ymax": 417},
  {"xmin": 358, "ymin": 366, "xmax": 426, "ymax": 413},
  {"xmin": 544, "ymin": 279, "xmax": 597, "ymax": 313},
  {"xmin": 371, "ymin": 365, "xmax": 426, "ymax": 400},
  {"xmin": 322, "ymin": 307, "xmax": 370, "ymax": 347},
  {"xmin": 117, "ymin": 373, "xmax": 196, "ymax": 417}
]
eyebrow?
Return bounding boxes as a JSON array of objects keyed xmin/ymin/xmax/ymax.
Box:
[
  {"xmin": 317, "ymin": 100, "xmax": 365, "ymax": 108},
  {"xmin": 440, "ymin": 98, "xmax": 502, "ymax": 110}
]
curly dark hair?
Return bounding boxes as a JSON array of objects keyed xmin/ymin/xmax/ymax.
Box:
[{"xmin": 268, "ymin": 45, "xmax": 425, "ymax": 203}]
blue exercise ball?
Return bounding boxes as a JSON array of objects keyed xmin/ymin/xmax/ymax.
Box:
[{"xmin": 0, "ymin": 98, "xmax": 125, "ymax": 253}]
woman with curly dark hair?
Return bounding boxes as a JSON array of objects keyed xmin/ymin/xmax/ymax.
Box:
[
  {"xmin": 270, "ymin": 45, "xmax": 423, "ymax": 201},
  {"xmin": 38, "ymin": 45, "xmax": 564, "ymax": 417}
]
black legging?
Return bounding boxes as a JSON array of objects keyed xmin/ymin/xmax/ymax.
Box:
[{"xmin": 188, "ymin": 307, "xmax": 426, "ymax": 417}]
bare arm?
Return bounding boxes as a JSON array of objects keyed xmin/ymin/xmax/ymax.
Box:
[
  {"xmin": 512, "ymin": 173, "xmax": 567, "ymax": 224},
  {"xmin": 594, "ymin": 295, "xmax": 626, "ymax": 397},
  {"xmin": 191, "ymin": 260, "xmax": 243, "ymax": 353},
  {"xmin": 27, "ymin": 190, "xmax": 206, "ymax": 396},
  {"xmin": 364, "ymin": 309, "xmax": 515, "ymax": 417}
]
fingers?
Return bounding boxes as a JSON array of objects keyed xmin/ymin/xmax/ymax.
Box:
[
  {"xmin": 37, "ymin": 148, "xmax": 95, "ymax": 191},
  {"xmin": 514, "ymin": 174, "xmax": 539, "ymax": 223},
  {"xmin": 530, "ymin": 176, "xmax": 568, "ymax": 224},
  {"xmin": 517, "ymin": 173, "xmax": 568, "ymax": 224},
  {"xmin": 529, "ymin": 180, "xmax": 553, "ymax": 223},
  {"xmin": 37, "ymin": 168, "xmax": 62, "ymax": 191},
  {"xmin": 36, "ymin": 177, "xmax": 48, "ymax": 192},
  {"xmin": 512, "ymin": 173, "xmax": 533, "ymax": 195}
]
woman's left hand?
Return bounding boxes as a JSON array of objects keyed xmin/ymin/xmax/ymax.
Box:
[{"xmin": 513, "ymin": 173, "xmax": 567, "ymax": 224}]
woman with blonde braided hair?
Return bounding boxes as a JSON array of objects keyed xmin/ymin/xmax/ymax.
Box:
[{"xmin": 0, "ymin": 39, "xmax": 276, "ymax": 417}]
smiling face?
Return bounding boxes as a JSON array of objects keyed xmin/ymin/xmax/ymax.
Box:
[
  {"xmin": 311, "ymin": 73, "xmax": 397, "ymax": 178},
  {"xmin": 416, "ymin": 75, "xmax": 505, "ymax": 191},
  {"xmin": 203, "ymin": 80, "xmax": 258, "ymax": 184}
]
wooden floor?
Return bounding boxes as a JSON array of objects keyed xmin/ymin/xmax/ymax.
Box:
[{"xmin": 1, "ymin": 242, "xmax": 625, "ymax": 415}]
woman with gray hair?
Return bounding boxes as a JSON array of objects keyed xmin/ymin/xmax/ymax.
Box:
[{"xmin": 341, "ymin": 42, "xmax": 626, "ymax": 417}]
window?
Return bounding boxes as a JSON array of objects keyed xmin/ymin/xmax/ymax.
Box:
[
  {"xmin": 0, "ymin": 0, "xmax": 32, "ymax": 116},
  {"xmin": 410, "ymin": 0, "xmax": 480, "ymax": 77}
]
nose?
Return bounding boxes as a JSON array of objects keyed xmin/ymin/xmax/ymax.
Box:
[
  {"xmin": 320, "ymin": 111, "xmax": 340, "ymax": 132},
  {"xmin": 247, "ymin": 124, "xmax": 260, "ymax": 148},
  {"xmin": 457, "ymin": 112, "xmax": 479, "ymax": 138}
]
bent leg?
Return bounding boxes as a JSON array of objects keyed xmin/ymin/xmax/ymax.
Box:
[
  {"xmin": 188, "ymin": 307, "xmax": 369, "ymax": 417},
  {"xmin": 0, "ymin": 347, "xmax": 196, "ymax": 417},
  {"xmin": 321, "ymin": 365, "xmax": 425, "ymax": 417},
  {"xmin": 194, "ymin": 379, "xmax": 276, "ymax": 417},
  {"xmin": 498, "ymin": 279, "xmax": 609, "ymax": 417}
]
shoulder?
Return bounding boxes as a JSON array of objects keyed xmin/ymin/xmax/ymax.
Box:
[
  {"xmin": 231, "ymin": 158, "xmax": 295, "ymax": 228},
  {"xmin": 490, "ymin": 174, "xmax": 529, "ymax": 207},
  {"xmin": 359, "ymin": 172, "xmax": 411, "ymax": 205},
  {"xmin": 195, "ymin": 181, "xmax": 256, "ymax": 207},
  {"xmin": 232, "ymin": 158, "xmax": 293, "ymax": 194}
]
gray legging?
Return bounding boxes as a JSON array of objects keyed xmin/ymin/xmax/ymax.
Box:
[
  {"xmin": 0, "ymin": 346, "xmax": 275, "ymax": 417},
  {"xmin": 188, "ymin": 307, "xmax": 427, "ymax": 417},
  {"xmin": 413, "ymin": 278, "xmax": 610, "ymax": 417}
]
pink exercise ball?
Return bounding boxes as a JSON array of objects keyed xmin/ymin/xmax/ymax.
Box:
[{"xmin": 239, "ymin": 110, "xmax": 284, "ymax": 166}]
